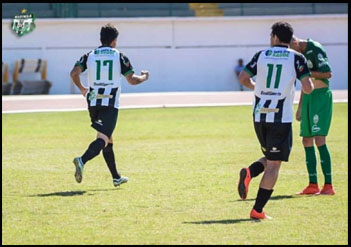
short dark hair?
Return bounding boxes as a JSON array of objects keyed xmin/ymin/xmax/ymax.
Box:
[
  {"xmin": 271, "ymin": 22, "xmax": 293, "ymax": 44},
  {"xmin": 100, "ymin": 24, "xmax": 119, "ymax": 45}
]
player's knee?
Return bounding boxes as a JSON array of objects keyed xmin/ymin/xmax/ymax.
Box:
[
  {"xmin": 103, "ymin": 143, "xmax": 113, "ymax": 153},
  {"xmin": 314, "ymin": 136, "xmax": 326, "ymax": 147},
  {"xmin": 302, "ymin": 137, "xmax": 313, "ymax": 147},
  {"xmin": 97, "ymin": 133, "xmax": 109, "ymax": 147},
  {"xmin": 258, "ymin": 157, "xmax": 267, "ymax": 168}
]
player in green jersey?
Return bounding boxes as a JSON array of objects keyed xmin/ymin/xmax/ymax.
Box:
[{"xmin": 290, "ymin": 36, "xmax": 335, "ymax": 195}]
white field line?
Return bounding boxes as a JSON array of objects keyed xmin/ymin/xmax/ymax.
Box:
[{"xmin": 2, "ymin": 99, "xmax": 347, "ymax": 114}]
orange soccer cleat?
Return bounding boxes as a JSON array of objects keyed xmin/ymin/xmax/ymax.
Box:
[
  {"xmin": 297, "ymin": 183, "xmax": 320, "ymax": 195},
  {"xmin": 319, "ymin": 184, "xmax": 336, "ymax": 195},
  {"xmin": 238, "ymin": 168, "xmax": 251, "ymax": 200},
  {"xmin": 250, "ymin": 209, "xmax": 272, "ymax": 220}
]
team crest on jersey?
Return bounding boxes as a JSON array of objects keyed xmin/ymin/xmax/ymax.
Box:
[
  {"xmin": 11, "ymin": 9, "xmax": 36, "ymax": 37},
  {"xmin": 313, "ymin": 114, "xmax": 319, "ymax": 124}
]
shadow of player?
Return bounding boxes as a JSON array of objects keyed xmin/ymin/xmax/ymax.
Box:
[
  {"xmin": 183, "ymin": 218, "xmax": 257, "ymax": 225},
  {"xmin": 232, "ymin": 194, "xmax": 312, "ymax": 202},
  {"xmin": 28, "ymin": 188, "xmax": 119, "ymax": 197}
]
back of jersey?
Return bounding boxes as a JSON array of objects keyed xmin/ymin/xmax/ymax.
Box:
[
  {"xmin": 87, "ymin": 47, "xmax": 121, "ymax": 90},
  {"xmin": 244, "ymin": 45, "xmax": 310, "ymax": 123}
]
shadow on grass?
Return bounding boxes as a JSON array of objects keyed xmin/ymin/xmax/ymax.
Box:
[
  {"xmin": 28, "ymin": 188, "xmax": 119, "ymax": 197},
  {"xmin": 232, "ymin": 194, "xmax": 312, "ymax": 202},
  {"xmin": 29, "ymin": 190, "xmax": 88, "ymax": 197},
  {"xmin": 183, "ymin": 218, "xmax": 257, "ymax": 225}
]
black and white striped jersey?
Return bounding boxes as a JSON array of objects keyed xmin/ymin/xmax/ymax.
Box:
[
  {"xmin": 244, "ymin": 45, "xmax": 310, "ymax": 123},
  {"xmin": 74, "ymin": 46, "xmax": 134, "ymax": 109}
]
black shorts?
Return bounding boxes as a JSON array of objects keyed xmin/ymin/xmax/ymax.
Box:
[
  {"xmin": 88, "ymin": 106, "xmax": 119, "ymax": 139},
  {"xmin": 254, "ymin": 122, "xmax": 292, "ymax": 162}
]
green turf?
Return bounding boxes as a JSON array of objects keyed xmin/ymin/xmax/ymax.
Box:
[{"xmin": 2, "ymin": 103, "xmax": 348, "ymax": 244}]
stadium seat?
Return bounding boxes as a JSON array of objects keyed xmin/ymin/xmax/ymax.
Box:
[{"xmin": 12, "ymin": 59, "xmax": 52, "ymax": 95}]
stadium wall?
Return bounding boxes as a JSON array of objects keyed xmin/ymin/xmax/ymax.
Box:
[{"xmin": 2, "ymin": 15, "xmax": 347, "ymax": 94}]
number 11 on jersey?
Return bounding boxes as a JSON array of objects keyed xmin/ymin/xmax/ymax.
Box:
[{"xmin": 266, "ymin": 63, "xmax": 282, "ymax": 89}]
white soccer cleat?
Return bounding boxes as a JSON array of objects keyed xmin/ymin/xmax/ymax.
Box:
[
  {"xmin": 113, "ymin": 176, "xmax": 128, "ymax": 187},
  {"xmin": 73, "ymin": 157, "xmax": 84, "ymax": 183}
]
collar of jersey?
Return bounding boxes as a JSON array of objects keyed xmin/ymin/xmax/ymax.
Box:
[
  {"xmin": 98, "ymin": 45, "xmax": 113, "ymax": 48},
  {"xmin": 273, "ymin": 45, "xmax": 288, "ymax": 48}
]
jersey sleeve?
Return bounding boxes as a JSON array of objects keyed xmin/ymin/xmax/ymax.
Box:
[
  {"xmin": 294, "ymin": 53, "xmax": 311, "ymax": 80},
  {"xmin": 74, "ymin": 53, "xmax": 88, "ymax": 72},
  {"xmin": 243, "ymin": 51, "xmax": 262, "ymax": 77},
  {"xmin": 120, "ymin": 53, "xmax": 134, "ymax": 76},
  {"xmin": 314, "ymin": 47, "xmax": 331, "ymax": 73}
]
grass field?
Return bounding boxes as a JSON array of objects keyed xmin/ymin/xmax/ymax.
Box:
[{"xmin": 2, "ymin": 103, "xmax": 348, "ymax": 245}]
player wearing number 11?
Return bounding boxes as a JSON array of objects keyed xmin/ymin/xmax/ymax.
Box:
[
  {"xmin": 237, "ymin": 22, "xmax": 314, "ymax": 219},
  {"xmin": 70, "ymin": 24, "xmax": 149, "ymax": 187}
]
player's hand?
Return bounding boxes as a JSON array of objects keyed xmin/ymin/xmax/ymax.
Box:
[
  {"xmin": 141, "ymin": 70, "xmax": 149, "ymax": 81},
  {"xmin": 296, "ymin": 109, "xmax": 301, "ymax": 122},
  {"xmin": 81, "ymin": 87, "xmax": 89, "ymax": 98}
]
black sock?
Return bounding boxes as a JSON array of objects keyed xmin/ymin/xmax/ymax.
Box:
[
  {"xmin": 253, "ymin": 188, "xmax": 274, "ymax": 213},
  {"xmin": 249, "ymin": 161, "xmax": 264, "ymax": 178},
  {"xmin": 81, "ymin": 138, "xmax": 106, "ymax": 164},
  {"xmin": 102, "ymin": 143, "xmax": 121, "ymax": 179}
]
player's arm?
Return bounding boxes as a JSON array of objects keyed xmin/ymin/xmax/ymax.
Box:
[
  {"xmin": 238, "ymin": 51, "xmax": 261, "ymax": 90},
  {"xmin": 71, "ymin": 54, "xmax": 89, "ymax": 97},
  {"xmin": 70, "ymin": 66, "xmax": 88, "ymax": 97},
  {"xmin": 125, "ymin": 71, "xmax": 149, "ymax": 85},
  {"xmin": 239, "ymin": 70, "xmax": 255, "ymax": 90},
  {"xmin": 295, "ymin": 78, "xmax": 313, "ymax": 121},
  {"xmin": 310, "ymin": 71, "xmax": 332, "ymax": 79},
  {"xmin": 295, "ymin": 53, "xmax": 313, "ymax": 121},
  {"xmin": 120, "ymin": 52, "xmax": 149, "ymax": 85}
]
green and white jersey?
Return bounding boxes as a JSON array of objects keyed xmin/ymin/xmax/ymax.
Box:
[
  {"xmin": 304, "ymin": 38, "xmax": 331, "ymax": 86},
  {"xmin": 74, "ymin": 46, "xmax": 134, "ymax": 109},
  {"xmin": 244, "ymin": 45, "xmax": 310, "ymax": 123}
]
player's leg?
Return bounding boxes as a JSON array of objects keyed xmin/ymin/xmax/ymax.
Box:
[
  {"xmin": 298, "ymin": 137, "xmax": 320, "ymax": 194},
  {"xmin": 250, "ymin": 122, "xmax": 291, "ymax": 219},
  {"xmin": 250, "ymin": 160, "xmax": 281, "ymax": 220},
  {"xmin": 102, "ymin": 136, "xmax": 128, "ymax": 187},
  {"xmin": 298, "ymin": 91, "xmax": 320, "ymax": 194},
  {"xmin": 73, "ymin": 131, "xmax": 107, "ymax": 183},
  {"xmin": 103, "ymin": 136, "xmax": 120, "ymax": 179},
  {"xmin": 315, "ymin": 136, "xmax": 335, "ymax": 195},
  {"xmin": 314, "ymin": 89, "xmax": 334, "ymax": 194},
  {"xmin": 238, "ymin": 157, "xmax": 266, "ymax": 200},
  {"xmin": 81, "ymin": 131, "xmax": 108, "ymax": 164}
]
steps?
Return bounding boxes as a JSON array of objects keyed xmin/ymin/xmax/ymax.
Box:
[{"xmin": 189, "ymin": 3, "xmax": 223, "ymax": 17}]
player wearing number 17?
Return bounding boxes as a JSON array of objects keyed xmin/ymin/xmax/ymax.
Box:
[
  {"xmin": 237, "ymin": 22, "xmax": 314, "ymax": 219},
  {"xmin": 70, "ymin": 24, "xmax": 149, "ymax": 187}
]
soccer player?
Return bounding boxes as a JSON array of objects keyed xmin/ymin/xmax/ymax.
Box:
[
  {"xmin": 290, "ymin": 36, "xmax": 335, "ymax": 195},
  {"xmin": 70, "ymin": 24, "xmax": 149, "ymax": 187},
  {"xmin": 237, "ymin": 22, "xmax": 314, "ymax": 219}
]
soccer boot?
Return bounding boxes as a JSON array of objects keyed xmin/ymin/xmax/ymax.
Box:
[
  {"xmin": 73, "ymin": 157, "xmax": 84, "ymax": 183},
  {"xmin": 297, "ymin": 183, "xmax": 320, "ymax": 195},
  {"xmin": 319, "ymin": 184, "xmax": 335, "ymax": 195},
  {"xmin": 238, "ymin": 168, "xmax": 251, "ymax": 200},
  {"xmin": 113, "ymin": 176, "xmax": 129, "ymax": 187},
  {"xmin": 250, "ymin": 209, "xmax": 272, "ymax": 220}
]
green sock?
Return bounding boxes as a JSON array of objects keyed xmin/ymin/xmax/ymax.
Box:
[
  {"xmin": 318, "ymin": 144, "xmax": 332, "ymax": 184},
  {"xmin": 304, "ymin": 146, "xmax": 317, "ymax": 184}
]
